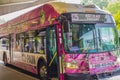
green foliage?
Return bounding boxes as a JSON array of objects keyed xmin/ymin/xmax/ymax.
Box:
[
  {"xmin": 113, "ymin": 28, "xmax": 119, "ymax": 44},
  {"xmin": 80, "ymin": 0, "xmax": 120, "ymax": 30},
  {"xmin": 114, "ymin": 10, "xmax": 120, "ymax": 30},
  {"xmin": 105, "ymin": 1, "xmax": 120, "ymax": 30},
  {"xmin": 104, "ymin": 2, "xmax": 120, "ymax": 14},
  {"xmin": 92, "ymin": 0, "xmax": 108, "ymax": 8},
  {"xmin": 81, "ymin": 0, "xmax": 109, "ymax": 9}
]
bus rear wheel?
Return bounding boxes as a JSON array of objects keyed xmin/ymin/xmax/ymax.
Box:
[{"xmin": 38, "ymin": 63, "xmax": 47, "ymax": 80}]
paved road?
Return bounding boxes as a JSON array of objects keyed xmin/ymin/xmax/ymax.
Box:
[
  {"xmin": 99, "ymin": 73, "xmax": 120, "ymax": 80},
  {"xmin": 0, "ymin": 60, "xmax": 120, "ymax": 80},
  {"xmin": 97, "ymin": 69, "xmax": 120, "ymax": 80},
  {"xmin": 99, "ymin": 76, "xmax": 120, "ymax": 80},
  {"xmin": 0, "ymin": 61, "xmax": 39, "ymax": 80},
  {"xmin": 99, "ymin": 75, "xmax": 120, "ymax": 80}
]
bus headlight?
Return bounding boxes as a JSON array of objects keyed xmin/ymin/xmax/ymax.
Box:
[{"xmin": 65, "ymin": 62, "xmax": 79, "ymax": 69}]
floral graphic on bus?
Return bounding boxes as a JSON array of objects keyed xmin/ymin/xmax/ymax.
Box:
[{"xmin": 40, "ymin": 9, "xmax": 45, "ymax": 25}]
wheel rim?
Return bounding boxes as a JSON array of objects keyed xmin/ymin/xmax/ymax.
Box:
[{"xmin": 40, "ymin": 66, "xmax": 47, "ymax": 77}]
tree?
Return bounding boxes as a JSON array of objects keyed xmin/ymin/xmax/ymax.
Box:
[
  {"xmin": 105, "ymin": 1, "xmax": 120, "ymax": 30},
  {"xmin": 92, "ymin": 0, "xmax": 108, "ymax": 8},
  {"xmin": 114, "ymin": 10, "xmax": 120, "ymax": 29},
  {"xmin": 81, "ymin": 0, "xmax": 109, "ymax": 9},
  {"xmin": 104, "ymin": 1, "xmax": 120, "ymax": 14}
]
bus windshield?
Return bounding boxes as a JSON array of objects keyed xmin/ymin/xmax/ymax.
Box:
[
  {"xmin": 63, "ymin": 23, "xmax": 119, "ymax": 53},
  {"xmin": 96, "ymin": 24, "xmax": 119, "ymax": 52}
]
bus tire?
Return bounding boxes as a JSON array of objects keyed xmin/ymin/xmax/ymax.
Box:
[
  {"xmin": 3, "ymin": 51, "xmax": 8, "ymax": 66},
  {"xmin": 91, "ymin": 75, "xmax": 98, "ymax": 80},
  {"xmin": 38, "ymin": 61, "xmax": 47, "ymax": 80}
]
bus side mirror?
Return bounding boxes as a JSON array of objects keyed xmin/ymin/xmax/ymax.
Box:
[{"xmin": 63, "ymin": 21, "xmax": 70, "ymax": 33}]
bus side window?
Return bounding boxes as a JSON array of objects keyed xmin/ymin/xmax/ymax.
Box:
[
  {"xmin": 16, "ymin": 31, "xmax": 46, "ymax": 54},
  {"xmin": 24, "ymin": 32, "xmax": 34, "ymax": 53},
  {"xmin": 2, "ymin": 39, "xmax": 6, "ymax": 44},
  {"xmin": 34, "ymin": 36, "xmax": 41, "ymax": 53},
  {"xmin": 0, "ymin": 38, "xmax": 9, "ymax": 50},
  {"xmin": 16, "ymin": 33, "xmax": 25, "ymax": 52},
  {"xmin": 36, "ymin": 31, "xmax": 46, "ymax": 54}
]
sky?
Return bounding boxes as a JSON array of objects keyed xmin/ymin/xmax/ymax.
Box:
[{"xmin": 0, "ymin": 0, "xmax": 81, "ymax": 24}]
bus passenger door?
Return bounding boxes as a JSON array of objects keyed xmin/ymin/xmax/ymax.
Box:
[
  {"xmin": 9, "ymin": 34, "xmax": 14, "ymax": 63},
  {"xmin": 46, "ymin": 26, "xmax": 59, "ymax": 78}
]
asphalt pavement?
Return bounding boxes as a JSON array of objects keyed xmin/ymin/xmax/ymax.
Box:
[
  {"xmin": 0, "ymin": 61, "xmax": 39, "ymax": 80},
  {"xmin": 0, "ymin": 60, "xmax": 120, "ymax": 80}
]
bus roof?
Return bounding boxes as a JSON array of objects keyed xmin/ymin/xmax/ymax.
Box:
[
  {"xmin": 0, "ymin": 1, "xmax": 110, "ymax": 37},
  {"xmin": 49, "ymin": 2, "xmax": 109, "ymax": 14},
  {"xmin": 1, "ymin": 1, "xmax": 110, "ymax": 25}
]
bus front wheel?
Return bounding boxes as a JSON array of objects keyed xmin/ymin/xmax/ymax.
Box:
[{"xmin": 38, "ymin": 62, "xmax": 47, "ymax": 80}]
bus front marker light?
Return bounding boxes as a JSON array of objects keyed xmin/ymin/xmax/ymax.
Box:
[{"xmin": 65, "ymin": 62, "xmax": 79, "ymax": 69}]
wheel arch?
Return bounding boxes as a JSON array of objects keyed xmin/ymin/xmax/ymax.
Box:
[
  {"xmin": 37, "ymin": 57, "xmax": 46, "ymax": 69},
  {"xmin": 37, "ymin": 57, "xmax": 47, "ymax": 79}
]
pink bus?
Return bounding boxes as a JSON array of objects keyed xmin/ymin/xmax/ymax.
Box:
[{"xmin": 0, "ymin": 1, "xmax": 120, "ymax": 80}]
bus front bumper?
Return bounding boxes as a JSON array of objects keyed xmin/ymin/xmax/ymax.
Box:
[{"xmin": 64, "ymin": 70, "xmax": 120, "ymax": 80}]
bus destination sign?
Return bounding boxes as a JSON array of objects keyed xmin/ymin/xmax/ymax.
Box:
[{"xmin": 71, "ymin": 13, "xmax": 106, "ymax": 22}]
